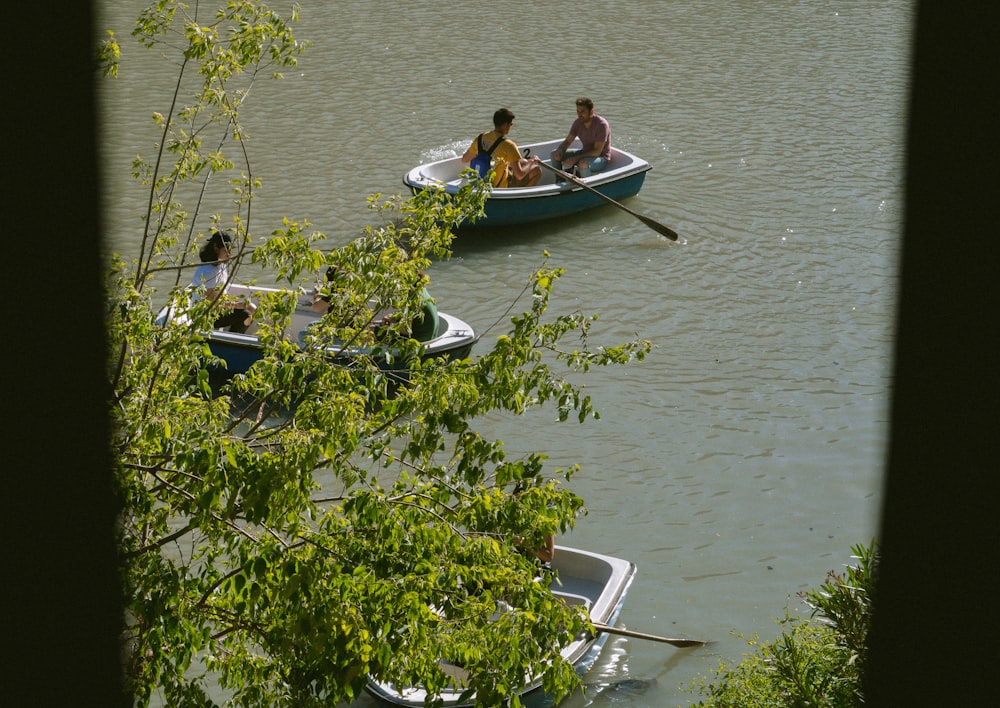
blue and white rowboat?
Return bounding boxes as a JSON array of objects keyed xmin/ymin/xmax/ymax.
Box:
[{"xmin": 403, "ymin": 139, "xmax": 652, "ymax": 228}]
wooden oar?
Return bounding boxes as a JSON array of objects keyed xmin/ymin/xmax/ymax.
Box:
[
  {"xmin": 538, "ymin": 161, "xmax": 679, "ymax": 241},
  {"xmin": 591, "ymin": 621, "xmax": 709, "ymax": 648}
]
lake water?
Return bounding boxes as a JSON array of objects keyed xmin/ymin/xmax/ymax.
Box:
[{"xmin": 97, "ymin": 1, "xmax": 914, "ymax": 705}]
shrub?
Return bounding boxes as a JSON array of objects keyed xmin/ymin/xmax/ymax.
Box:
[{"xmin": 691, "ymin": 541, "xmax": 878, "ymax": 707}]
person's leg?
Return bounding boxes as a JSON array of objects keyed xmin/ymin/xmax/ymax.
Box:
[
  {"xmin": 214, "ymin": 308, "xmax": 252, "ymax": 333},
  {"xmin": 551, "ymin": 148, "xmax": 583, "ymax": 173},
  {"xmin": 233, "ymin": 308, "xmax": 252, "ymax": 333},
  {"xmin": 576, "ymin": 156, "xmax": 607, "ymax": 178},
  {"xmin": 524, "ymin": 160, "xmax": 541, "ymax": 186},
  {"xmin": 551, "ymin": 149, "xmax": 583, "ymax": 183},
  {"xmin": 509, "ymin": 159, "xmax": 542, "ymax": 187}
]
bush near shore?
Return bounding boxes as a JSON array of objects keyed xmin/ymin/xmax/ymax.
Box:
[{"xmin": 691, "ymin": 541, "xmax": 877, "ymax": 707}]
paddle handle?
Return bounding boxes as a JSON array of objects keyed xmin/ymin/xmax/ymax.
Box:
[{"xmin": 590, "ymin": 621, "xmax": 709, "ymax": 648}]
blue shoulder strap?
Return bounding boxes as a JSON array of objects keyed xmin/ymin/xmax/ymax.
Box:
[{"xmin": 482, "ymin": 133, "xmax": 506, "ymax": 155}]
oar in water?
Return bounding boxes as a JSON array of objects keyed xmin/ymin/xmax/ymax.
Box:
[
  {"xmin": 538, "ymin": 161, "xmax": 679, "ymax": 241},
  {"xmin": 591, "ymin": 621, "xmax": 710, "ymax": 648}
]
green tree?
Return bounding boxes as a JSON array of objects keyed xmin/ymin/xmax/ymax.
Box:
[
  {"xmin": 690, "ymin": 541, "xmax": 878, "ymax": 707},
  {"xmin": 100, "ymin": 3, "xmax": 650, "ymax": 706}
]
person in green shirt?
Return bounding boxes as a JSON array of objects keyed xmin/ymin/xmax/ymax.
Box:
[{"xmin": 409, "ymin": 287, "xmax": 440, "ymax": 342}]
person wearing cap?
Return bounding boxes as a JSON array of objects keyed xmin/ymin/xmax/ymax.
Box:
[
  {"xmin": 461, "ymin": 107, "xmax": 542, "ymax": 188},
  {"xmin": 550, "ymin": 97, "xmax": 612, "ymax": 178},
  {"xmin": 191, "ymin": 230, "xmax": 255, "ymax": 333}
]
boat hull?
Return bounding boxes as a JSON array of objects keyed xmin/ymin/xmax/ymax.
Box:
[{"xmin": 403, "ymin": 139, "xmax": 652, "ymax": 228}]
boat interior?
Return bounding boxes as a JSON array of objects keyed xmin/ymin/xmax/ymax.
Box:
[{"xmin": 411, "ymin": 139, "xmax": 644, "ymax": 189}]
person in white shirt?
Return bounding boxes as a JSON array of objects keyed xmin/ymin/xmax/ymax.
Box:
[{"xmin": 191, "ymin": 230, "xmax": 255, "ymax": 332}]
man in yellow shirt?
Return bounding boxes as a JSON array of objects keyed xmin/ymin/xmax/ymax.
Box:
[{"xmin": 462, "ymin": 108, "xmax": 542, "ymax": 188}]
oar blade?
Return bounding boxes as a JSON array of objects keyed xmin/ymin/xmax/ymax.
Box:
[
  {"xmin": 642, "ymin": 214, "xmax": 679, "ymax": 241},
  {"xmin": 664, "ymin": 638, "xmax": 709, "ymax": 648}
]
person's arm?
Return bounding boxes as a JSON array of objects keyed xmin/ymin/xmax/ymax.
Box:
[
  {"xmin": 501, "ymin": 141, "xmax": 534, "ymax": 180},
  {"xmin": 512, "ymin": 532, "xmax": 554, "ymax": 562},
  {"xmin": 196, "ymin": 266, "xmax": 225, "ymax": 303},
  {"xmin": 552, "ymin": 132, "xmax": 576, "ymax": 161},
  {"xmin": 580, "ymin": 139, "xmax": 606, "ymax": 158},
  {"xmin": 461, "ymin": 135, "xmax": 479, "ymax": 164},
  {"xmin": 534, "ymin": 534, "xmax": 555, "ymax": 563},
  {"xmin": 202, "ymin": 281, "xmax": 255, "ymax": 313}
]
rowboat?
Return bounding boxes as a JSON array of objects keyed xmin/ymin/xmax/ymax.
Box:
[
  {"xmin": 365, "ymin": 545, "xmax": 637, "ymax": 707},
  {"xmin": 154, "ymin": 284, "xmax": 478, "ymax": 378},
  {"xmin": 403, "ymin": 139, "xmax": 652, "ymax": 227}
]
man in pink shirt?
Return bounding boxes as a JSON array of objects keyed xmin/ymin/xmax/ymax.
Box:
[{"xmin": 550, "ymin": 97, "xmax": 612, "ymax": 177}]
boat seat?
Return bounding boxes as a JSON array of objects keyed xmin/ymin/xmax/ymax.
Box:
[
  {"xmin": 438, "ymin": 660, "xmax": 470, "ymax": 684},
  {"xmin": 418, "ymin": 169, "xmax": 465, "ymax": 187},
  {"xmin": 555, "ymin": 591, "xmax": 592, "ymax": 611}
]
